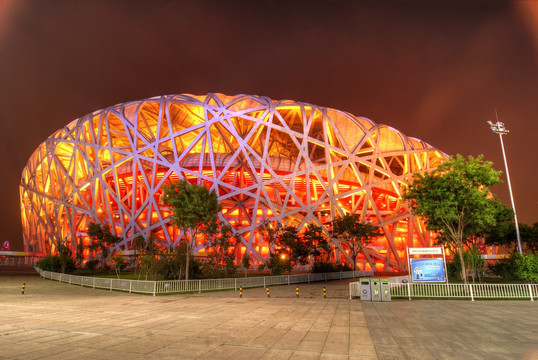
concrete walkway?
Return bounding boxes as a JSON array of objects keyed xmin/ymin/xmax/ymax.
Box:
[{"xmin": 0, "ymin": 274, "xmax": 536, "ymax": 360}]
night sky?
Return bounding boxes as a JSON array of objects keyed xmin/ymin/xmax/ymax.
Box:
[{"xmin": 1, "ymin": 0, "xmax": 537, "ymax": 251}]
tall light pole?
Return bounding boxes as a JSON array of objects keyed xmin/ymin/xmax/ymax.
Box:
[{"xmin": 487, "ymin": 118, "xmax": 523, "ymax": 254}]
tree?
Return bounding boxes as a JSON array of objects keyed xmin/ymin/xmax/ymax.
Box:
[
  {"xmin": 111, "ymin": 254, "xmax": 128, "ymax": 279},
  {"xmin": 87, "ymin": 222, "xmax": 122, "ymax": 268},
  {"xmin": 483, "ymin": 203, "xmax": 520, "ymax": 253},
  {"xmin": 202, "ymin": 221, "xmax": 237, "ymax": 278},
  {"xmin": 162, "ymin": 179, "xmax": 221, "ymax": 280},
  {"xmin": 464, "ymin": 247, "xmax": 486, "ymax": 283},
  {"xmin": 259, "ymin": 221, "xmax": 325, "ymax": 274},
  {"xmin": 57, "ymin": 240, "xmax": 73, "ymax": 274},
  {"xmin": 331, "ymin": 214, "xmax": 381, "ymax": 272},
  {"xmin": 302, "ymin": 223, "xmax": 330, "ymax": 264},
  {"xmin": 242, "ymin": 252, "xmax": 251, "ymax": 277},
  {"xmin": 403, "ymin": 154, "xmax": 503, "ymax": 284},
  {"xmin": 512, "ymin": 252, "xmax": 538, "ymax": 283}
]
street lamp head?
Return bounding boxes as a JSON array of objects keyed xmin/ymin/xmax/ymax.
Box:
[{"xmin": 487, "ymin": 120, "xmax": 509, "ymax": 135}]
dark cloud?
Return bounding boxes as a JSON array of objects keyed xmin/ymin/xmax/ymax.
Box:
[{"xmin": 1, "ymin": 0, "xmax": 536, "ymax": 250}]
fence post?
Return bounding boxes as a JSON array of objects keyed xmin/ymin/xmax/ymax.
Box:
[
  {"xmin": 93, "ymin": 277, "xmax": 95, "ymax": 289},
  {"xmin": 235, "ymin": 278, "xmax": 237, "ymax": 291},
  {"xmin": 288, "ymin": 275, "xmax": 290, "ymax": 285},
  {"xmin": 469, "ymin": 284, "xmax": 474, "ymax": 301},
  {"xmin": 407, "ymin": 282, "xmax": 412, "ymax": 301},
  {"xmin": 199, "ymin": 280, "xmax": 202, "ymax": 294},
  {"xmin": 129, "ymin": 280, "xmax": 132, "ymax": 294},
  {"xmin": 529, "ymin": 284, "xmax": 534, "ymax": 301},
  {"xmin": 153, "ymin": 281, "xmax": 156, "ymax": 296},
  {"xmin": 264, "ymin": 276, "xmax": 266, "ymax": 288},
  {"xmin": 110, "ymin": 279, "xmax": 113, "ymax": 291}
]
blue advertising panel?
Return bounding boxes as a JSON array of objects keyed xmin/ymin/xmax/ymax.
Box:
[{"xmin": 410, "ymin": 258, "xmax": 446, "ymax": 282}]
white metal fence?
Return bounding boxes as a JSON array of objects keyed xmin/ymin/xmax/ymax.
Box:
[
  {"xmin": 349, "ymin": 280, "xmax": 537, "ymax": 301},
  {"xmin": 35, "ymin": 267, "xmax": 373, "ymax": 296}
]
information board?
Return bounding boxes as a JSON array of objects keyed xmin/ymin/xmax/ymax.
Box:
[{"xmin": 410, "ymin": 258, "xmax": 446, "ymax": 282}]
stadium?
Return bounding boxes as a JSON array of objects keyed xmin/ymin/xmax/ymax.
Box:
[{"xmin": 20, "ymin": 93, "xmax": 447, "ymax": 272}]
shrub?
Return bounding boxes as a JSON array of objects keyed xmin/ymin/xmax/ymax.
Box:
[
  {"xmin": 513, "ymin": 252, "xmax": 538, "ymax": 283},
  {"xmin": 312, "ymin": 261, "xmax": 349, "ymax": 273},
  {"xmin": 84, "ymin": 259, "xmax": 99, "ymax": 272},
  {"xmin": 36, "ymin": 255, "xmax": 75, "ymax": 273}
]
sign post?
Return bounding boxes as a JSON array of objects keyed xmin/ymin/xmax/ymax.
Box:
[{"xmin": 406, "ymin": 246, "xmax": 448, "ymax": 283}]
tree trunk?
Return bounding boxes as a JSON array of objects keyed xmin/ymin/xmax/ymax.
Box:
[
  {"xmin": 185, "ymin": 249, "xmax": 190, "ymax": 281},
  {"xmin": 457, "ymin": 242, "xmax": 467, "ymax": 285}
]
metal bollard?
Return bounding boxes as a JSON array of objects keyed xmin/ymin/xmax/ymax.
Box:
[
  {"xmin": 22, "ymin": 283, "xmax": 26, "ymax": 295},
  {"xmin": 323, "ymin": 287, "xmax": 326, "ymax": 298},
  {"xmin": 296, "ymin": 286, "xmax": 299, "ymax": 298},
  {"xmin": 239, "ymin": 286, "xmax": 243, "ymax": 298},
  {"xmin": 266, "ymin": 287, "xmax": 270, "ymax": 298}
]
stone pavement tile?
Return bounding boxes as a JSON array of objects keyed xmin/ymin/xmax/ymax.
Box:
[
  {"xmin": 259, "ymin": 348, "xmax": 294, "ymax": 359},
  {"xmin": 11, "ymin": 344, "xmax": 75, "ymax": 360},
  {"xmin": 304, "ymin": 330, "xmax": 328, "ymax": 342},
  {"xmin": 29, "ymin": 347, "xmax": 98, "ymax": 360},
  {"xmin": 298, "ymin": 339, "xmax": 324, "ymax": 352},
  {"xmin": 349, "ymin": 342, "xmax": 377, "ymax": 357},
  {"xmin": 322, "ymin": 341, "xmax": 349, "ymax": 354},
  {"xmin": 0, "ymin": 340, "xmax": 42, "ymax": 359},
  {"xmin": 77, "ymin": 334, "xmax": 133, "ymax": 349},
  {"xmin": 33, "ymin": 331, "xmax": 98, "ymax": 345},
  {"xmin": 76, "ymin": 348, "xmax": 145, "ymax": 360},
  {"xmin": 272, "ymin": 333, "xmax": 304, "ymax": 350},
  {"xmin": 374, "ymin": 345, "xmax": 408, "ymax": 360},
  {"xmin": 289, "ymin": 350, "xmax": 322, "ymax": 359},
  {"xmin": 349, "ymin": 326, "xmax": 372, "ymax": 338},
  {"xmin": 369, "ymin": 329, "xmax": 398, "ymax": 347},
  {"xmin": 197, "ymin": 344, "xmax": 242, "ymax": 359},
  {"xmin": 227, "ymin": 346, "xmax": 268, "ymax": 360},
  {"xmin": 329, "ymin": 325, "xmax": 349, "ymax": 334},
  {"xmin": 252, "ymin": 328, "xmax": 288, "ymax": 347},
  {"xmin": 426, "ymin": 347, "xmax": 462, "ymax": 360},
  {"xmin": 319, "ymin": 354, "xmax": 352, "ymax": 360},
  {"xmin": 399, "ymin": 344, "xmax": 434, "ymax": 360}
]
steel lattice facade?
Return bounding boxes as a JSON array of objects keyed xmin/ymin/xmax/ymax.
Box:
[{"xmin": 20, "ymin": 93, "xmax": 447, "ymax": 272}]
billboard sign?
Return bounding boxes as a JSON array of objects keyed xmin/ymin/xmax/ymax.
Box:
[{"xmin": 410, "ymin": 258, "xmax": 446, "ymax": 282}]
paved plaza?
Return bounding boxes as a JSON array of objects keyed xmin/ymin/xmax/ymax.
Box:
[{"xmin": 0, "ymin": 274, "xmax": 536, "ymax": 360}]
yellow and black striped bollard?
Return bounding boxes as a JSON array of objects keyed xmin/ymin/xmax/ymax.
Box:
[
  {"xmin": 22, "ymin": 283, "xmax": 26, "ymax": 295},
  {"xmin": 239, "ymin": 286, "xmax": 243, "ymax": 298},
  {"xmin": 323, "ymin": 287, "xmax": 327, "ymax": 298},
  {"xmin": 266, "ymin": 287, "xmax": 270, "ymax": 298},
  {"xmin": 296, "ymin": 286, "xmax": 299, "ymax": 298}
]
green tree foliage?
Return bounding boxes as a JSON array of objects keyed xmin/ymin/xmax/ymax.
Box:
[
  {"xmin": 87, "ymin": 222, "xmax": 122, "ymax": 268},
  {"xmin": 464, "ymin": 247, "xmax": 486, "ymax": 283},
  {"xmin": 331, "ymin": 214, "xmax": 381, "ymax": 272},
  {"xmin": 111, "ymin": 255, "xmax": 128, "ymax": 279},
  {"xmin": 486, "ymin": 219, "xmax": 538, "ymax": 254},
  {"xmin": 202, "ymin": 222, "xmax": 237, "ymax": 278},
  {"xmin": 57, "ymin": 240, "xmax": 73, "ymax": 274},
  {"xmin": 512, "ymin": 252, "xmax": 538, "ymax": 283},
  {"xmin": 302, "ymin": 224, "xmax": 331, "ymax": 264},
  {"xmin": 404, "ymin": 154, "xmax": 503, "ymax": 284},
  {"xmin": 36, "ymin": 254, "xmax": 75, "ymax": 273},
  {"xmin": 242, "ymin": 252, "xmax": 251, "ymax": 277},
  {"xmin": 260, "ymin": 221, "xmax": 327, "ymax": 274},
  {"xmin": 162, "ymin": 179, "xmax": 222, "ymax": 280}
]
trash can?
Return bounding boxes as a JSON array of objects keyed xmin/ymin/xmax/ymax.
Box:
[
  {"xmin": 360, "ymin": 278, "xmax": 371, "ymax": 301},
  {"xmin": 381, "ymin": 278, "xmax": 391, "ymax": 302},
  {"xmin": 371, "ymin": 278, "xmax": 381, "ymax": 302}
]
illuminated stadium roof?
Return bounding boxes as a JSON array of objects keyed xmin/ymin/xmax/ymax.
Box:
[{"xmin": 20, "ymin": 93, "xmax": 447, "ymax": 272}]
